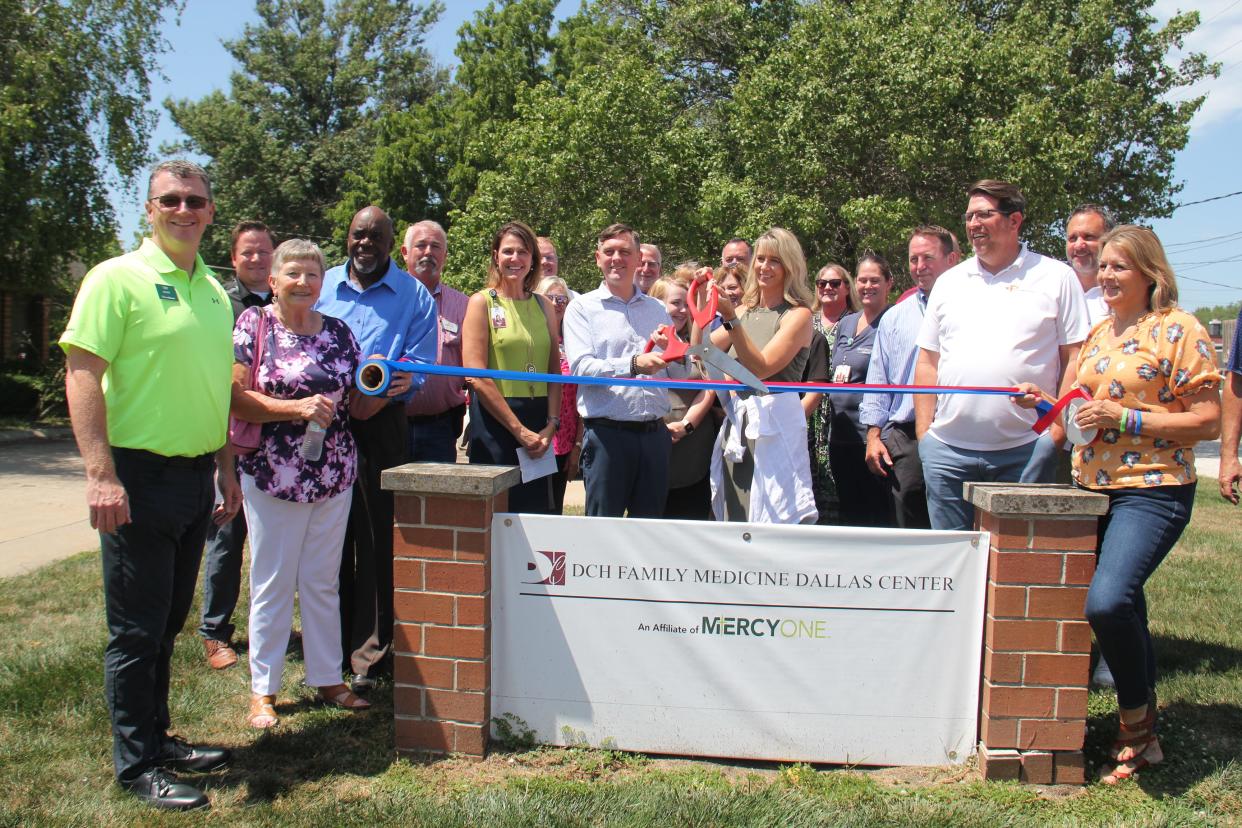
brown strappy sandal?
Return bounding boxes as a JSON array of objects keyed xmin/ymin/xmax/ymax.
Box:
[
  {"xmin": 248, "ymin": 693, "xmax": 279, "ymax": 729},
  {"xmin": 317, "ymin": 683, "xmax": 371, "ymax": 710}
]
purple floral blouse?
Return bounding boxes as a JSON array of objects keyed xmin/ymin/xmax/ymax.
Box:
[{"xmin": 235, "ymin": 305, "xmax": 360, "ymax": 503}]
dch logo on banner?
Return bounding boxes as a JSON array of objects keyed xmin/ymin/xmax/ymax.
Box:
[
  {"xmin": 491, "ymin": 516, "xmax": 990, "ymax": 767},
  {"xmin": 524, "ymin": 550, "xmax": 566, "ymax": 586}
]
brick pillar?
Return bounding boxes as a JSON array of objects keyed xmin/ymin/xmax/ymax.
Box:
[
  {"xmin": 381, "ymin": 462, "xmax": 520, "ymax": 758},
  {"xmin": 965, "ymin": 482, "xmax": 1108, "ymax": 785}
]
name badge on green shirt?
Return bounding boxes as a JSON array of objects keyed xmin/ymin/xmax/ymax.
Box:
[{"xmin": 156, "ymin": 283, "xmax": 178, "ymax": 301}]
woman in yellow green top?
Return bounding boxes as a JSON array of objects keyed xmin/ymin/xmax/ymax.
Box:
[
  {"xmin": 1015, "ymin": 225, "xmax": 1220, "ymax": 785},
  {"xmin": 462, "ymin": 221, "xmax": 562, "ymax": 513}
]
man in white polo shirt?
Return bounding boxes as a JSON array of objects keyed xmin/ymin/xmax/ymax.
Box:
[{"xmin": 914, "ymin": 179, "xmax": 1089, "ymax": 530}]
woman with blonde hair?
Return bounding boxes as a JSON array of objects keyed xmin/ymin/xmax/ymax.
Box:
[
  {"xmin": 462, "ymin": 221, "xmax": 562, "ymax": 513},
  {"xmin": 697, "ymin": 227, "xmax": 816, "ymax": 523},
  {"xmin": 1014, "ymin": 225, "xmax": 1220, "ymax": 784}
]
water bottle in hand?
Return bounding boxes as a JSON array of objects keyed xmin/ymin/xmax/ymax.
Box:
[{"xmin": 301, "ymin": 421, "xmax": 326, "ymax": 461}]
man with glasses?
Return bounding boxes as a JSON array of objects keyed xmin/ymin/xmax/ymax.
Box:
[
  {"xmin": 316, "ymin": 206, "xmax": 437, "ymax": 693},
  {"xmin": 721, "ymin": 237, "xmax": 752, "ymax": 269},
  {"xmin": 914, "ymin": 180, "xmax": 1089, "ymax": 530},
  {"xmin": 860, "ymin": 225, "xmax": 960, "ymax": 529},
  {"xmin": 402, "ymin": 220, "xmax": 469, "ymax": 462},
  {"xmin": 636, "ymin": 243, "xmax": 663, "ymax": 293},
  {"xmin": 61, "ymin": 159, "xmax": 240, "ymax": 810},
  {"xmin": 199, "ymin": 220, "xmax": 276, "ymax": 672}
]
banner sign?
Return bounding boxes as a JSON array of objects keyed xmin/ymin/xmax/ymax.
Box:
[{"xmin": 491, "ymin": 517, "xmax": 989, "ymax": 766}]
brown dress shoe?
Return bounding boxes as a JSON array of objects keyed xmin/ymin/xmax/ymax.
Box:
[{"xmin": 203, "ymin": 639, "xmax": 238, "ymax": 670}]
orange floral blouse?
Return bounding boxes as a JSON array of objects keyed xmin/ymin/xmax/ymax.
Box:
[{"xmin": 1072, "ymin": 308, "xmax": 1221, "ymax": 490}]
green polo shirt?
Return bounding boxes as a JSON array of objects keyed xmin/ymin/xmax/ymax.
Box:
[{"xmin": 60, "ymin": 238, "xmax": 234, "ymax": 457}]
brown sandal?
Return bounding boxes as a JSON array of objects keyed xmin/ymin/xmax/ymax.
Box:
[
  {"xmin": 1108, "ymin": 702, "xmax": 1157, "ymax": 760},
  {"xmin": 317, "ymin": 684, "xmax": 371, "ymax": 710},
  {"xmin": 248, "ymin": 694, "xmax": 279, "ymax": 729}
]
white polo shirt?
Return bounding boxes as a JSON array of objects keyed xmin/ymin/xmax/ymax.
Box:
[{"xmin": 917, "ymin": 246, "xmax": 1089, "ymax": 451}]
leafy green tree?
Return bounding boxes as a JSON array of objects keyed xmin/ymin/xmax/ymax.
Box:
[
  {"xmin": 716, "ymin": 0, "xmax": 1215, "ymax": 271},
  {"xmin": 0, "ymin": 0, "xmax": 179, "ymax": 289},
  {"xmin": 444, "ymin": 53, "xmax": 707, "ymax": 293},
  {"xmin": 435, "ymin": 0, "xmax": 1213, "ymax": 288},
  {"xmin": 340, "ymin": 0, "xmax": 559, "ymax": 244},
  {"xmin": 167, "ymin": 0, "xmax": 445, "ymax": 265}
]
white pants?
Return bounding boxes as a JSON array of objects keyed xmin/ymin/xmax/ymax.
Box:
[{"xmin": 242, "ymin": 474, "xmax": 352, "ymax": 695}]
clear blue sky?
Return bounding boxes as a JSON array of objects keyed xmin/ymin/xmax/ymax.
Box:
[{"xmin": 113, "ymin": 0, "xmax": 1242, "ymax": 311}]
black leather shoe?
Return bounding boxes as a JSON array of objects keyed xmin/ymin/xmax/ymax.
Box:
[
  {"xmin": 158, "ymin": 735, "xmax": 232, "ymax": 773},
  {"xmin": 121, "ymin": 768, "xmax": 209, "ymax": 811}
]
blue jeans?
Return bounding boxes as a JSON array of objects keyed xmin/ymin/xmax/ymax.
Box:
[
  {"xmin": 1086, "ymin": 483, "xmax": 1195, "ymax": 709},
  {"xmin": 919, "ymin": 432, "xmax": 1059, "ymax": 530},
  {"xmin": 198, "ymin": 510, "xmax": 247, "ymax": 643}
]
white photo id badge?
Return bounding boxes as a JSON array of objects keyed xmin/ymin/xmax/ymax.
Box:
[{"xmin": 491, "ymin": 305, "xmax": 507, "ymax": 329}]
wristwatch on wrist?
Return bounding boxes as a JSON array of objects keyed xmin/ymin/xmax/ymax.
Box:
[
  {"xmin": 682, "ymin": 419, "xmax": 696, "ymax": 434},
  {"xmin": 722, "ymin": 318, "xmax": 738, "ymax": 331},
  {"xmin": 548, "ymin": 416, "xmax": 561, "ymax": 431}
]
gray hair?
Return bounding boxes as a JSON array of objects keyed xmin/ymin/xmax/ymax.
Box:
[
  {"xmin": 404, "ymin": 219, "xmax": 446, "ymax": 247},
  {"xmin": 147, "ymin": 159, "xmax": 212, "ymax": 201},
  {"xmin": 272, "ymin": 239, "xmax": 325, "ymax": 275},
  {"xmin": 1068, "ymin": 203, "xmax": 1118, "ymax": 231}
]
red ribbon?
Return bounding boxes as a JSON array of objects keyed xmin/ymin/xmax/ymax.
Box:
[{"xmin": 1032, "ymin": 387, "xmax": 1092, "ymax": 434}]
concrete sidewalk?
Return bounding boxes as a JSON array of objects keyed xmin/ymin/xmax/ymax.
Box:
[{"xmin": 0, "ymin": 435, "xmax": 97, "ymax": 578}]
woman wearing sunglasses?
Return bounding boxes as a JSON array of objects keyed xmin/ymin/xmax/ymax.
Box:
[{"xmin": 802, "ymin": 264, "xmax": 854, "ymax": 523}]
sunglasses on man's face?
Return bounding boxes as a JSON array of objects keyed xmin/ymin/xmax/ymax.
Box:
[
  {"xmin": 149, "ymin": 194, "xmax": 211, "ymax": 211},
  {"xmin": 816, "ymin": 279, "xmax": 844, "ymax": 290}
]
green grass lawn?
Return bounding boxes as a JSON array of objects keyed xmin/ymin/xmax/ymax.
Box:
[{"xmin": 1, "ymin": 487, "xmax": 1239, "ymax": 826}]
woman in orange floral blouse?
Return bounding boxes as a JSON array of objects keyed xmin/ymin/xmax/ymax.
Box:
[{"xmin": 1015, "ymin": 225, "xmax": 1220, "ymax": 785}]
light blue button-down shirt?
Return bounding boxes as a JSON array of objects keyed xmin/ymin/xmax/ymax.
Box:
[
  {"xmin": 563, "ymin": 285, "xmax": 672, "ymax": 421},
  {"xmin": 859, "ymin": 291, "xmax": 927, "ymax": 431},
  {"xmin": 316, "ymin": 257, "xmax": 438, "ymax": 400}
]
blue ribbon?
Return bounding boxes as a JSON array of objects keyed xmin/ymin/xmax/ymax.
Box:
[{"xmin": 357, "ymin": 358, "xmax": 1020, "ymax": 398}]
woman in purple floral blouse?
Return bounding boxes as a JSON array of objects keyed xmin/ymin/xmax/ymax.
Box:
[{"xmin": 230, "ymin": 239, "xmax": 385, "ymax": 729}]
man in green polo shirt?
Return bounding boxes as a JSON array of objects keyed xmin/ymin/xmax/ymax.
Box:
[{"xmin": 60, "ymin": 159, "xmax": 241, "ymax": 812}]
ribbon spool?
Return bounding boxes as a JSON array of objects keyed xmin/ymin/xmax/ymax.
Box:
[
  {"xmin": 1063, "ymin": 396, "xmax": 1099, "ymax": 446},
  {"xmin": 357, "ymin": 357, "xmax": 404, "ymax": 396}
]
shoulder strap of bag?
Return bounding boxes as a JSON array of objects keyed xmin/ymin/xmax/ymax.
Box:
[{"xmin": 249, "ymin": 307, "xmax": 268, "ymax": 391}]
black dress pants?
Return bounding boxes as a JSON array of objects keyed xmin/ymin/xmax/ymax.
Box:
[
  {"xmin": 102, "ymin": 448, "xmax": 215, "ymax": 782},
  {"xmin": 341, "ymin": 404, "xmax": 408, "ymax": 678}
]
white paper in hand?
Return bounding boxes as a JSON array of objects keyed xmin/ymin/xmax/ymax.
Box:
[{"xmin": 515, "ymin": 446, "xmax": 557, "ymax": 483}]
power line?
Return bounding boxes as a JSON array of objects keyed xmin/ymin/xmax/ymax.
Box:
[
  {"xmin": 1202, "ymin": 0, "xmax": 1242, "ymax": 25},
  {"xmin": 1173, "ymin": 190, "xmax": 1242, "ymax": 209},
  {"xmin": 1165, "ymin": 229, "xmax": 1242, "ymax": 248},
  {"xmin": 1178, "ymin": 273, "xmax": 1242, "ymax": 291}
]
